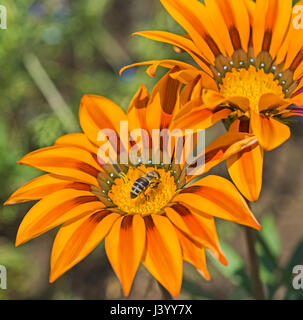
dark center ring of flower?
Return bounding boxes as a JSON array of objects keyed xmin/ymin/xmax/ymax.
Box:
[
  {"xmin": 211, "ymin": 49, "xmax": 297, "ymax": 98},
  {"xmin": 91, "ymin": 160, "xmax": 185, "ymax": 216}
]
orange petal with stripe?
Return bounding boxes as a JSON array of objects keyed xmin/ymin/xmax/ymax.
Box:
[
  {"xmin": 250, "ymin": 112, "xmax": 291, "ymax": 151},
  {"xmin": 147, "ymin": 68, "xmax": 182, "ymax": 131},
  {"xmin": 175, "ymin": 228, "xmax": 210, "ymax": 280},
  {"xmin": 174, "ymin": 175, "xmax": 261, "ymax": 230},
  {"xmin": 160, "ymin": 0, "xmax": 216, "ymax": 63},
  {"xmin": 214, "ymin": 0, "xmax": 250, "ymax": 51},
  {"xmin": 169, "ymin": 69, "xmax": 206, "ymax": 85},
  {"xmin": 105, "ymin": 215, "xmax": 146, "ymax": 296},
  {"xmin": 120, "ymin": 59, "xmax": 198, "ymax": 77},
  {"xmin": 269, "ymin": 0, "xmax": 292, "ymax": 59},
  {"xmin": 227, "ymin": 143, "xmax": 264, "ymax": 202},
  {"xmin": 133, "ymin": 31, "xmax": 211, "ymax": 73},
  {"xmin": 143, "ymin": 215, "xmax": 182, "ymax": 297},
  {"xmin": 55, "ymin": 133, "xmax": 99, "ymax": 154},
  {"xmin": 276, "ymin": 1, "xmax": 303, "ymax": 67},
  {"xmin": 127, "ymin": 84, "xmax": 150, "ymax": 132},
  {"xmin": 50, "ymin": 210, "xmax": 119, "ymax": 282},
  {"xmin": 165, "ymin": 204, "xmax": 227, "ymax": 265},
  {"xmin": 5, "ymin": 174, "xmax": 91, "ymax": 205},
  {"xmin": 18, "ymin": 146, "xmax": 101, "ymax": 186},
  {"xmin": 204, "ymin": 0, "xmax": 234, "ymax": 57},
  {"xmin": 186, "ymin": 130, "xmax": 258, "ymax": 178},
  {"xmin": 252, "ymin": 0, "xmax": 269, "ymax": 57},
  {"xmin": 172, "ymin": 104, "xmax": 231, "ymax": 131},
  {"xmin": 16, "ymin": 189, "xmax": 104, "ymax": 246}
]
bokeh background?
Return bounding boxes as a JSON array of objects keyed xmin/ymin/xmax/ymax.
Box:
[{"xmin": 0, "ymin": 0, "xmax": 303, "ymax": 300}]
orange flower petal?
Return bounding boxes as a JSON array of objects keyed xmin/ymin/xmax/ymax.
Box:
[
  {"xmin": 175, "ymin": 228, "xmax": 210, "ymax": 280},
  {"xmin": 204, "ymin": 0, "xmax": 234, "ymax": 57},
  {"xmin": 269, "ymin": 0, "xmax": 292, "ymax": 59},
  {"xmin": 133, "ymin": 31, "xmax": 211, "ymax": 73},
  {"xmin": 291, "ymin": 90, "xmax": 303, "ymax": 106},
  {"xmin": 169, "ymin": 69, "xmax": 208, "ymax": 85},
  {"xmin": 55, "ymin": 133, "xmax": 99, "ymax": 154},
  {"xmin": 50, "ymin": 210, "xmax": 119, "ymax": 282},
  {"xmin": 120, "ymin": 59, "xmax": 198, "ymax": 77},
  {"xmin": 105, "ymin": 215, "xmax": 146, "ymax": 296},
  {"xmin": 165, "ymin": 204, "xmax": 227, "ymax": 265},
  {"xmin": 5, "ymin": 174, "xmax": 91, "ymax": 205},
  {"xmin": 202, "ymin": 89, "xmax": 226, "ymax": 108},
  {"xmin": 227, "ymin": 143, "xmax": 264, "ymax": 202},
  {"xmin": 258, "ymin": 93, "xmax": 287, "ymax": 111},
  {"xmin": 127, "ymin": 84, "xmax": 150, "ymax": 132},
  {"xmin": 186, "ymin": 130, "xmax": 258, "ymax": 178},
  {"xmin": 174, "ymin": 175, "xmax": 261, "ymax": 230},
  {"xmin": 276, "ymin": 1, "xmax": 303, "ymax": 67},
  {"xmin": 250, "ymin": 112, "xmax": 291, "ymax": 151},
  {"xmin": 252, "ymin": 0, "xmax": 269, "ymax": 57},
  {"xmin": 160, "ymin": 0, "xmax": 216, "ymax": 63},
  {"xmin": 227, "ymin": 0, "xmax": 250, "ymax": 51},
  {"xmin": 211, "ymin": 0, "xmax": 249, "ymax": 51},
  {"xmin": 294, "ymin": 60, "xmax": 303, "ymax": 81},
  {"xmin": 172, "ymin": 104, "xmax": 231, "ymax": 131},
  {"xmin": 142, "ymin": 215, "xmax": 182, "ymax": 297},
  {"xmin": 244, "ymin": 0, "xmax": 256, "ymax": 19},
  {"xmin": 18, "ymin": 146, "xmax": 101, "ymax": 186},
  {"xmin": 147, "ymin": 68, "xmax": 182, "ymax": 131},
  {"xmin": 79, "ymin": 94, "xmax": 128, "ymax": 150},
  {"xmin": 283, "ymin": 6, "xmax": 303, "ymax": 69},
  {"xmin": 16, "ymin": 189, "xmax": 103, "ymax": 246}
]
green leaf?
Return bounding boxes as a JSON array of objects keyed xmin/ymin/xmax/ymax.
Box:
[
  {"xmin": 210, "ymin": 241, "xmax": 244, "ymax": 284},
  {"xmin": 258, "ymin": 214, "xmax": 281, "ymax": 258}
]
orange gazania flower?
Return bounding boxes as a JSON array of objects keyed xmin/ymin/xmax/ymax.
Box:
[
  {"xmin": 122, "ymin": 0, "xmax": 303, "ymax": 202},
  {"xmin": 5, "ymin": 72, "xmax": 260, "ymax": 297}
]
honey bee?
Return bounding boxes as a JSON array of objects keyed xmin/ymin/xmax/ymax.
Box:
[{"xmin": 130, "ymin": 170, "xmax": 160, "ymax": 199}]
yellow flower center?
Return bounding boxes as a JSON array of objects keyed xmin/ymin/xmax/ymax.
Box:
[
  {"xmin": 108, "ymin": 165, "xmax": 177, "ymax": 216},
  {"xmin": 220, "ymin": 66, "xmax": 284, "ymax": 113}
]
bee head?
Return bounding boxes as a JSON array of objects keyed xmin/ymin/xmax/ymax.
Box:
[{"xmin": 146, "ymin": 171, "xmax": 160, "ymax": 179}]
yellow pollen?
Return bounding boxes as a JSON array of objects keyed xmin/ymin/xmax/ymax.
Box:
[
  {"xmin": 108, "ymin": 165, "xmax": 177, "ymax": 216},
  {"xmin": 220, "ymin": 66, "xmax": 284, "ymax": 113}
]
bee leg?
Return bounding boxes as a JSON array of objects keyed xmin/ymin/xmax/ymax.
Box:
[
  {"xmin": 141, "ymin": 191, "xmax": 148, "ymax": 201},
  {"xmin": 119, "ymin": 172, "xmax": 128, "ymax": 183},
  {"xmin": 150, "ymin": 181, "xmax": 160, "ymax": 189}
]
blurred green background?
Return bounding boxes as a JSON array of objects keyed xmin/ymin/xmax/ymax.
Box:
[{"xmin": 0, "ymin": 0, "xmax": 303, "ymax": 300}]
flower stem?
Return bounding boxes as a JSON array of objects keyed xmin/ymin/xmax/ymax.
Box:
[
  {"xmin": 157, "ymin": 281, "xmax": 173, "ymax": 300},
  {"xmin": 245, "ymin": 227, "xmax": 266, "ymax": 300}
]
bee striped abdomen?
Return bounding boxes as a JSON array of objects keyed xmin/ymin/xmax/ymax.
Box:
[{"xmin": 131, "ymin": 177, "xmax": 149, "ymax": 199}]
